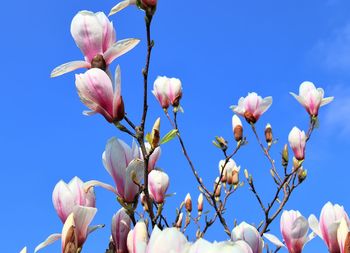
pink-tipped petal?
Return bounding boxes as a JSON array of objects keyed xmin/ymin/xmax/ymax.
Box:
[
  {"xmin": 50, "ymin": 61, "xmax": 91, "ymax": 78},
  {"xmin": 95, "ymin": 12, "xmax": 116, "ymax": 52},
  {"xmin": 104, "ymin": 38, "xmax": 140, "ymax": 65},
  {"xmin": 52, "ymin": 180, "xmax": 75, "ymax": 223}
]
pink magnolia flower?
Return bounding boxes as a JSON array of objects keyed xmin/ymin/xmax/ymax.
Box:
[
  {"xmin": 152, "ymin": 76, "xmax": 183, "ymax": 109},
  {"xmin": 264, "ymin": 210, "xmax": 314, "ymax": 253},
  {"xmin": 85, "ymin": 138, "xmax": 144, "ymax": 203},
  {"xmin": 231, "ymin": 222, "xmax": 263, "ymax": 253},
  {"xmin": 288, "ymin": 127, "xmax": 306, "ymax": 161},
  {"xmin": 51, "ymin": 11, "xmax": 140, "ymax": 77},
  {"xmin": 52, "ymin": 176, "xmax": 96, "ymax": 223},
  {"xmin": 112, "ymin": 208, "xmax": 132, "ymax": 253},
  {"xmin": 308, "ymin": 202, "xmax": 350, "ymax": 253},
  {"xmin": 230, "ymin": 92, "xmax": 272, "ymax": 124},
  {"xmin": 290, "ymin": 81, "xmax": 334, "ymax": 117},
  {"xmin": 148, "ymin": 170, "xmax": 169, "ymax": 204},
  {"xmin": 75, "ymin": 66, "xmax": 125, "ymax": 123},
  {"xmin": 34, "ymin": 206, "xmax": 98, "ymax": 253},
  {"xmin": 127, "ymin": 220, "xmax": 148, "ymax": 253}
]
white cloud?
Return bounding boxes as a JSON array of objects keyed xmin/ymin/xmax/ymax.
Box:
[
  {"xmin": 323, "ymin": 85, "xmax": 350, "ymax": 138},
  {"xmin": 313, "ymin": 23, "xmax": 350, "ymax": 72}
]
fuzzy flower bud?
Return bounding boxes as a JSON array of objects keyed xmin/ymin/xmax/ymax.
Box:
[
  {"xmin": 197, "ymin": 193, "xmax": 204, "ymax": 215},
  {"xmin": 265, "ymin": 123, "xmax": 273, "ymax": 144},
  {"xmin": 232, "ymin": 115, "xmax": 243, "ymax": 142},
  {"xmin": 185, "ymin": 193, "xmax": 192, "ymax": 213}
]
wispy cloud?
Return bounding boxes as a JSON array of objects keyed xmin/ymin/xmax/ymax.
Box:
[
  {"xmin": 312, "ymin": 23, "xmax": 350, "ymax": 72},
  {"xmin": 323, "ymin": 85, "xmax": 350, "ymax": 138}
]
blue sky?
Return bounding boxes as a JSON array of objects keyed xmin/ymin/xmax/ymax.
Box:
[{"xmin": 1, "ymin": 0, "xmax": 350, "ymax": 252}]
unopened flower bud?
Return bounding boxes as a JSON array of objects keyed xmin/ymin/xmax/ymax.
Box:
[
  {"xmin": 244, "ymin": 169, "xmax": 249, "ymax": 180},
  {"xmin": 140, "ymin": 192, "xmax": 149, "ymax": 212},
  {"xmin": 293, "ymin": 157, "xmax": 303, "ymax": 170},
  {"xmin": 176, "ymin": 212, "xmax": 183, "ymax": 228},
  {"xmin": 298, "ymin": 168, "xmax": 307, "ymax": 183},
  {"xmin": 185, "ymin": 193, "xmax": 192, "ymax": 213},
  {"xmin": 232, "ymin": 115, "xmax": 243, "ymax": 142},
  {"xmin": 151, "ymin": 117, "xmax": 161, "ymax": 149},
  {"xmin": 197, "ymin": 193, "xmax": 204, "ymax": 214},
  {"xmin": 265, "ymin": 123, "xmax": 273, "ymax": 144},
  {"xmin": 282, "ymin": 144, "xmax": 289, "ymax": 167},
  {"xmin": 214, "ymin": 177, "xmax": 221, "ymax": 201},
  {"xmin": 215, "ymin": 136, "xmax": 228, "ymax": 152},
  {"xmin": 288, "ymin": 126, "xmax": 306, "ymax": 161}
]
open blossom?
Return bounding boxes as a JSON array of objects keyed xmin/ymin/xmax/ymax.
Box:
[
  {"xmin": 112, "ymin": 208, "xmax": 131, "ymax": 253},
  {"xmin": 230, "ymin": 92, "xmax": 272, "ymax": 124},
  {"xmin": 288, "ymin": 127, "xmax": 306, "ymax": 160},
  {"xmin": 51, "ymin": 11, "xmax": 139, "ymax": 77},
  {"xmin": 85, "ymin": 138, "xmax": 144, "ymax": 203},
  {"xmin": 337, "ymin": 218, "xmax": 350, "ymax": 253},
  {"xmin": 290, "ymin": 81, "xmax": 334, "ymax": 117},
  {"xmin": 231, "ymin": 222, "xmax": 263, "ymax": 253},
  {"xmin": 152, "ymin": 76, "xmax": 183, "ymax": 109},
  {"xmin": 264, "ymin": 210, "xmax": 313, "ymax": 253},
  {"xmin": 308, "ymin": 202, "xmax": 350, "ymax": 253},
  {"xmin": 52, "ymin": 176, "xmax": 95, "ymax": 223},
  {"xmin": 148, "ymin": 170, "xmax": 170, "ymax": 204},
  {"xmin": 35, "ymin": 206, "xmax": 98, "ymax": 253},
  {"xmin": 75, "ymin": 66, "xmax": 125, "ymax": 123}
]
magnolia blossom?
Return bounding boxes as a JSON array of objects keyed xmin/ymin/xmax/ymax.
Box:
[
  {"xmin": 290, "ymin": 81, "xmax": 334, "ymax": 117},
  {"xmin": 264, "ymin": 210, "xmax": 313, "ymax": 253},
  {"xmin": 127, "ymin": 220, "xmax": 148, "ymax": 253},
  {"xmin": 35, "ymin": 206, "xmax": 98, "ymax": 253},
  {"xmin": 112, "ymin": 208, "xmax": 131, "ymax": 253},
  {"xmin": 218, "ymin": 159, "xmax": 240, "ymax": 185},
  {"xmin": 85, "ymin": 138, "xmax": 144, "ymax": 203},
  {"xmin": 188, "ymin": 238, "xmax": 253, "ymax": 253},
  {"xmin": 51, "ymin": 11, "xmax": 139, "ymax": 77},
  {"xmin": 75, "ymin": 66, "xmax": 125, "ymax": 123},
  {"xmin": 148, "ymin": 170, "xmax": 170, "ymax": 204},
  {"xmin": 52, "ymin": 176, "xmax": 96, "ymax": 223},
  {"xmin": 230, "ymin": 92, "xmax": 272, "ymax": 124},
  {"xmin": 288, "ymin": 127, "xmax": 306, "ymax": 161},
  {"xmin": 109, "ymin": 0, "xmax": 157, "ymax": 16},
  {"xmin": 231, "ymin": 222, "xmax": 263, "ymax": 253},
  {"xmin": 308, "ymin": 202, "xmax": 350, "ymax": 253},
  {"xmin": 152, "ymin": 76, "xmax": 183, "ymax": 109},
  {"xmin": 140, "ymin": 142, "xmax": 161, "ymax": 172},
  {"xmin": 20, "ymin": 247, "xmax": 27, "ymax": 253}
]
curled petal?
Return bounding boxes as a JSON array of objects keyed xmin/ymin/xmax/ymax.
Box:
[
  {"xmin": 263, "ymin": 233, "xmax": 285, "ymax": 248},
  {"xmin": 34, "ymin": 233, "xmax": 61, "ymax": 253},
  {"xmin": 84, "ymin": 180, "xmax": 117, "ymax": 194}
]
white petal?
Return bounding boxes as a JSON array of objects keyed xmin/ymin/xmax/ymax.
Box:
[
  {"xmin": 34, "ymin": 233, "xmax": 61, "ymax": 253},
  {"xmin": 320, "ymin": 96, "xmax": 334, "ymax": 107},
  {"xmin": 290, "ymin": 92, "xmax": 306, "ymax": 106},
  {"xmin": 263, "ymin": 233, "xmax": 285, "ymax": 248},
  {"xmin": 51, "ymin": 61, "xmax": 90, "ymax": 78},
  {"xmin": 104, "ymin": 38, "xmax": 140, "ymax": 65},
  {"xmin": 308, "ymin": 214, "xmax": 323, "ymax": 238},
  {"xmin": 109, "ymin": 0, "xmax": 136, "ymax": 16}
]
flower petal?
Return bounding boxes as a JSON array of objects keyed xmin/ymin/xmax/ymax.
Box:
[
  {"xmin": 20, "ymin": 247, "xmax": 27, "ymax": 253},
  {"xmin": 263, "ymin": 233, "xmax": 285, "ymax": 248},
  {"xmin": 34, "ymin": 233, "xmax": 61, "ymax": 253},
  {"xmin": 109, "ymin": 0, "xmax": 136, "ymax": 16},
  {"xmin": 104, "ymin": 38, "xmax": 140, "ymax": 65},
  {"xmin": 320, "ymin": 96, "xmax": 334, "ymax": 107},
  {"xmin": 84, "ymin": 180, "xmax": 117, "ymax": 194},
  {"xmin": 73, "ymin": 206, "xmax": 97, "ymax": 246},
  {"xmin": 308, "ymin": 214, "xmax": 323, "ymax": 239},
  {"xmin": 50, "ymin": 61, "xmax": 90, "ymax": 78}
]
